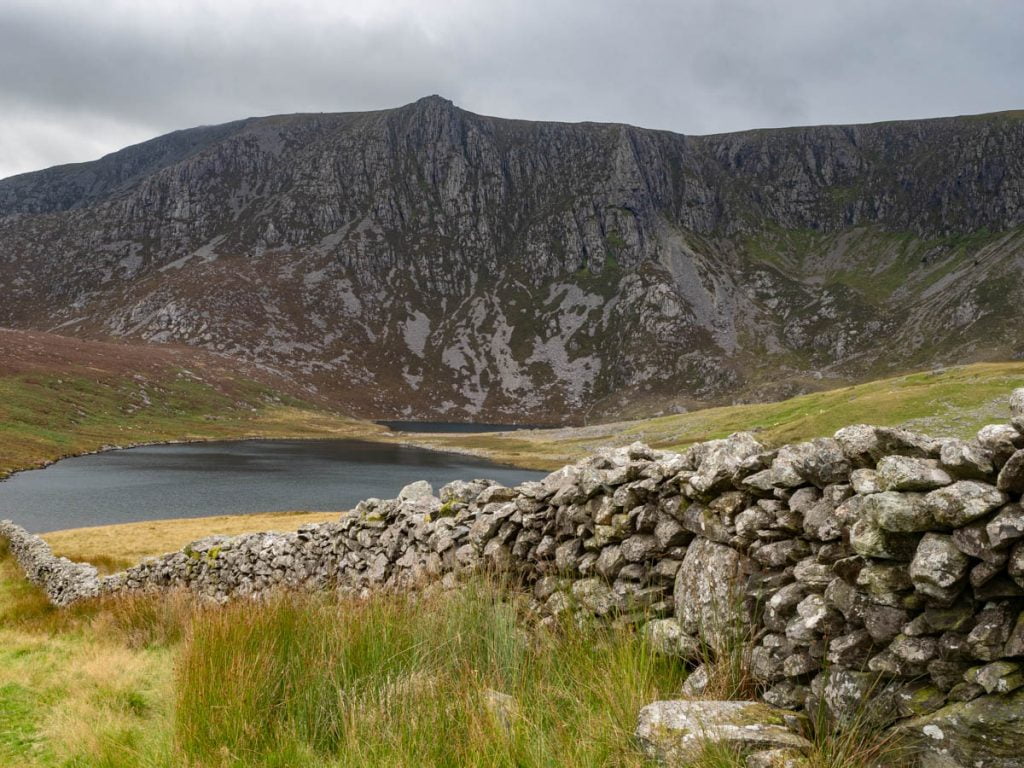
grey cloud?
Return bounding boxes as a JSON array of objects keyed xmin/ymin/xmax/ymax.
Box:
[{"xmin": 0, "ymin": 0, "xmax": 1021, "ymax": 179}]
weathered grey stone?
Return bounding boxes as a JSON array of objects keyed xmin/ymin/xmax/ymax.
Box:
[
  {"xmin": 979, "ymin": 424, "xmax": 1024, "ymax": 465},
  {"xmin": 826, "ymin": 632, "xmax": 874, "ymax": 670},
  {"xmin": 821, "ymin": 668, "xmax": 898, "ymax": 727},
  {"xmin": 571, "ymin": 578, "xmax": 622, "ymax": 617},
  {"xmin": 689, "ymin": 432, "xmax": 764, "ymax": 496},
  {"xmin": 620, "ymin": 534, "xmax": 659, "ymax": 563},
  {"xmin": 850, "ymin": 468, "xmax": 881, "ymax": 495},
  {"xmin": 900, "ymin": 688, "xmax": 1024, "ymax": 768},
  {"xmin": 594, "ymin": 545, "xmax": 625, "ymax": 581},
  {"xmin": 1009, "ymin": 542, "xmax": 1024, "ymax": 588},
  {"xmin": 653, "ymin": 516, "xmax": 689, "ymax": 549},
  {"xmin": 975, "ymin": 660, "xmax": 1024, "ymax": 694},
  {"xmin": 645, "ymin": 619, "xmax": 701, "ymax": 660},
  {"xmin": 864, "ymin": 491, "xmax": 934, "ymax": 532},
  {"xmin": 889, "ymin": 633, "xmax": 938, "ymax": 664},
  {"xmin": 744, "ymin": 748, "xmax": 810, "ymax": 768},
  {"xmin": 953, "ymin": 517, "xmax": 1008, "ymax": 565},
  {"xmin": 857, "ymin": 561, "xmax": 914, "ymax": 603},
  {"xmin": 997, "ymin": 449, "xmax": 1024, "ymax": 495},
  {"xmin": 910, "ymin": 534, "xmax": 971, "ymax": 602},
  {"xmin": 398, "ymin": 480, "xmax": 435, "ymax": 501},
  {"xmin": 680, "ymin": 663, "xmax": 711, "ymax": 697},
  {"xmin": 876, "ymin": 456, "xmax": 952, "ymax": 492},
  {"xmin": 849, "ymin": 517, "xmax": 920, "ymax": 560},
  {"xmin": 940, "ymin": 439, "xmax": 996, "ymax": 481},
  {"xmin": 925, "ymin": 480, "xmax": 1008, "ymax": 528},
  {"xmin": 635, "ymin": 700, "xmax": 811, "ymax": 765},
  {"xmin": 1011, "ymin": 388, "xmax": 1024, "ymax": 432},
  {"xmin": 675, "ymin": 538, "xmax": 750, "ymax": 653},
  {"xmin": 835, "ymin": 425, "xmax": 939, "ymax": 466},
  {"xmin": 986, "ymin": 504, "xmax": 1024, "ymax": 548},
  {"xmin": 802, "ymin": 500, "xmax": 841, "ymax": 542},
  {"xmin": 968, "ymin": 602, "xmax": 1015, "ymax": 661}
]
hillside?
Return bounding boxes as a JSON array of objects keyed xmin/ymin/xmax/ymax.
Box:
[
  {"xmin": 0, "ymin": 328, "xmax": 377, "ymax": 478},
  {"xmin": 1, "ymin": 98, "xmax": 1022, "ymax": 422}
]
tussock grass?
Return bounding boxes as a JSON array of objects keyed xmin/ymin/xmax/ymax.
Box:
[
  {"xmin": 0, "ymin": 549, "xmax": 176, "ymax": 767},
  {"xmin": 176, "ymin": 581, "xmax": 685, "ymax": 767}
]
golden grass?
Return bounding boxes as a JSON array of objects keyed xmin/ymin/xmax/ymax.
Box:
[
  {"xmin": 0, "ymin": 548, "xmax": 178, "ymax": 767},
  {"xmin": 416, "ymin": 362, "xmax": 1024, "ymax": 469},
  {"xmin": 43, "ymin": 510, "xmax": 343, "ymax": 571}
]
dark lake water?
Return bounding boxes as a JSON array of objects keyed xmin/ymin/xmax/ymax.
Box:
[{"xmin": 0, "ymin": 439, "xmax": 546, "ymax": 533}]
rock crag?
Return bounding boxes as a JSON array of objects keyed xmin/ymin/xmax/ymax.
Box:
[{"xmin": 1, "ymin": 100, "xmax": 1023, "ymax": 420}]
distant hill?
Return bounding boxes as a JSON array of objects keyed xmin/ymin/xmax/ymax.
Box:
[{"xmin": 1, "ymin": 97, "xmax": 1022, "ymax": 421}]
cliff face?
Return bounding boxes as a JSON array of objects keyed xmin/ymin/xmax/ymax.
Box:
[{"xmin": 1, "ymin": 97, "xmax": 1022, "ymax": 421}]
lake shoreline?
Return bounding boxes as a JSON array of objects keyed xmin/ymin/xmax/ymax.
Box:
[{"xmin": 0, "ymin": 436, "xmax": 547, "ymax": 534}]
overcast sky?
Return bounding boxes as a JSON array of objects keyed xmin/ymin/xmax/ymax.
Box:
[{"xmin": 1, "ymin": 0, "xmax": 1022, "ymax": 179}]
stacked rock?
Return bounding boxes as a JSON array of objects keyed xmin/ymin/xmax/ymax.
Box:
[
  {"xmin": 0, "ymin": 519, "xmax": 101, "ymax": 606},
  {"xmin": 5, "ymin": 388, "xmax": 1024, "ymax": 764}
]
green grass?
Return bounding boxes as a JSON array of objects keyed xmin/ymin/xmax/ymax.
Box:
[
  {"xmin": 0, "ymin": 370, "xmax": 380, "ymax": 479},
  {"xmin": 418, "ymin": 362, "xmax": 1024, "ymax": 469},
  {"xmin": 176, "ymin": 582, "xmax": 683, "ymax": 768},
  {"xmin": 0, "ymin": 543, "xmax": 686, "ymax": 768}
]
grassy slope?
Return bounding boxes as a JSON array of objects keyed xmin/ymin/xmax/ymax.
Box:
[
  {"xmin": 0, "ymin": 328, "xmax": 384, "ymax": 479},
  {"xmin": 416, "ymin": 362, "xmax": 1024, "ymax": 470}
]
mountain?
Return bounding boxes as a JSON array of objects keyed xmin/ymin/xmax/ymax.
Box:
[{"xmin": 1, "ymin": 96, "xmax": 1022, "ymax": 423}]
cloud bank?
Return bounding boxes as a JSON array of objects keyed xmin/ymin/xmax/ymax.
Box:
[{"xmin": 1, "ymin": 0, "xmax": 1021, "ymax": 178}]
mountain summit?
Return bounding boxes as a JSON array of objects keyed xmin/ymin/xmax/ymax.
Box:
[{"xmin": 1, "ymin": 99, "xmax": 1022, "ymax": 421}]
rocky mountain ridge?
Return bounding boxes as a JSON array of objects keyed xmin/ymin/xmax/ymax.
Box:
[{"xmin": 1, "ymin": 98, "xmax": 1022, "ymax": 421}]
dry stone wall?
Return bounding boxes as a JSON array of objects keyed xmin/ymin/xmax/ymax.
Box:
[{"xmin": 6, "ymin": 389, "xmax": 1024, "ymax": 765}]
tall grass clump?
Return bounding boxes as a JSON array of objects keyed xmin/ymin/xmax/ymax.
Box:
[{"xmin": 175, "ymin": 580, "xmax": 685, "ymax": 767}]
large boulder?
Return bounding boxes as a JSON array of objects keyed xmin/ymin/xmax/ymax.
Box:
[
  {"xmin": 899, "ymin": 688, "xmax": 1024, "ymax": 767},
  {"xmin": 635, "ymin": 700, "xmax": 811, "ymax": 765},
  {"xmin": 675, "ymin": 538, "xmax": 751, "ymax": 652},
  {"xmin": 689, "ymin": 432, "xmax": 764, "ymax": 496}
]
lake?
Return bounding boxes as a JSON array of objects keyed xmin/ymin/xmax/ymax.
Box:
[{"xmin": 0, "ymin": 439, "xmax": 547, "ymax": 533}]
